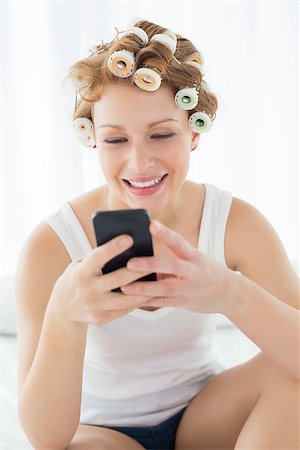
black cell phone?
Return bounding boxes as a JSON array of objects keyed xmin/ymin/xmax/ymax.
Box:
[{"xmin": 92, "ymin": 209, "xmax": 156, "ymax": 292}]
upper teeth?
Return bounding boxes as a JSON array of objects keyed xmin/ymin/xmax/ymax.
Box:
[{"xmin": 127, "ymin": 176, "xmax": 163, "ymax": 188}]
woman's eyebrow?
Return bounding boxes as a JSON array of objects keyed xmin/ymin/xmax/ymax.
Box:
[{"xmin": 97, "ymin": 119, "xmax": 179, "ymax": 130}]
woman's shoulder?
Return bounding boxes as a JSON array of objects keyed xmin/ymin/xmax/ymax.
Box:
[
  {"xmin": 225, "ymin": 194, "xmax": 280, "ymax": 271},
  {"xmin": 227, "ymin": 194, "xmax": 267, "ymax": 239},
  {"xmin": 187, "ymin": 183, "xmax": 273, "ymax": 270},
  {"xmin": 68, "ymin": 186, "xmax": 107, "ymax": 249},
  {"xmin": 69, "ymin": 186, "xmax": 106, "ymax": 211}
]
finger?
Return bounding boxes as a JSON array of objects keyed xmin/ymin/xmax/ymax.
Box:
[
  {"xmin": 95, "ymin": 302, "xmax": 152, "ymax": 323},
  {"xmin": 99, "ymin": 290, "xmax": 153, "ymax": 311},
  {"xmin": 99, "ymin": 265, "xmax": 155, "ymax": 292},
  {"xmin": 142, "ymin": 296, "xmax": 180, "ymax": 308},
  {"xmin": 80, "ymin": 234, "xmax": 134, "ymax": 277},
  {"xmin": 127, "ymin": 255, "xmax": 191, "ymax": 278},
  {"xmin": 121, "ymin": 277, "xmax": 180, "ymax": 298},
  {"xmin": 150, "ymin": 221, "xmax": 197, "ymax": 260}
]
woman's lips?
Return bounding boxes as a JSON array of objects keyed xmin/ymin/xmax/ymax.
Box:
[{"xmin": 122, "ymin": 174, "xmax": 168, "ymax": 196}]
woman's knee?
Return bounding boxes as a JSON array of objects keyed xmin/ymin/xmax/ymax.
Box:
[
  {"xmin": 174, "ymin": 352, "xmax": 279, "ymax": 450},
  {"xmin": 234, "ymin": 370, "xmax": 300, "ymax": 449},
  {"xmin": 66, "ymin": 424, "xmax": 145, "ymax": 450}
]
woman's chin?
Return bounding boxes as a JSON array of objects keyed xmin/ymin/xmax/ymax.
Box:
[
  {"xmin": 126, "ymin": 197, "xmax": 165, "ymax": 214},
  {"xmin": 120, "ymin": 177, "xmax": 170, "ymax": 212}
]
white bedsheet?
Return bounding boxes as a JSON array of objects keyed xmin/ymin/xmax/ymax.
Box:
[{"xmin": 0, "ymin": 321, "xmax": 260, "ymax": 450}]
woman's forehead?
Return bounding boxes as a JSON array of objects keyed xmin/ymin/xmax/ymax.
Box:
[
  {"xmin": 92, "ymin": 81, "xmax": 185, "ymax": 121},
  {"xmin": 98, "ymin": 81, "xmax": 174, "ymax": 104}
]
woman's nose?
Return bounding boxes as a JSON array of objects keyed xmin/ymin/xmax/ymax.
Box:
[{"xmin": 126, "ymin": 144, "xmax": 155, "ymax": 172}]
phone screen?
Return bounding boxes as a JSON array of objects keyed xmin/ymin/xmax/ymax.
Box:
[{"xmin": 92, "ymin": 209, "xmax": 157, "ymax": 291}]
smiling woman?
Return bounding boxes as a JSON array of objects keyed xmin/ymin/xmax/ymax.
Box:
[
  {"xmin": 14, "ymin": 17, "xmax": 299, "ymax": 450},
  {"xmin": 91, "ymin": 81, "xmax": 195, "ymax": 214}
]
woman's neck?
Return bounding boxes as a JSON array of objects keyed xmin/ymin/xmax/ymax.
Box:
[{"xmin": 102, "ymin": 183, "xmax": 185, "ymax": 226}]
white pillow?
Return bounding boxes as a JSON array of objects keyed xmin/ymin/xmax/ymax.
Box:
[{"xmin": 0, "ymin": 274, "xmax": 17, "ymax": 335}]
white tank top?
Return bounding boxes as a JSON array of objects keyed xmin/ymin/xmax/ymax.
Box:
[{"xmin": 44, "ymin": 183, "xmax": 233, "ymax": 426}]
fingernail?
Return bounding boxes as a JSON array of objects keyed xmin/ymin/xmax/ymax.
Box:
[
  {"xmin": 122, "ymin": 283, "xmax": 134, "ymax": 293},
  {"xmin": 128, "ymin": 258, "xmax": 141, "ymax": 269},
  {"xmin": 119, "ymin": 235, "xmax": 132, "ymax": 247},
  {"xmin": 152, "ymin": 220, "xmax": 162, "ymax": 231}
]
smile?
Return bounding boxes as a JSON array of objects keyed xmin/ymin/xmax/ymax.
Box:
[
  {"xmin": 122, "ymin": 174, "xmax": 168, "ymax": 195},
  {"xmin": 125, "ymin": 175, "xmax": 165, "ymax": 188}
]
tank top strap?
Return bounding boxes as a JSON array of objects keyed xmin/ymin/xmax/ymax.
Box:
[
  {"xmin": 43, "ymin": 202, "xmax": 92, "ymax": 261},
  {"xmin": 44, "ymin": 184, "xmax": 233, "ymax": 266},
  {"xmin": 198, "ymin": 183, "xmax": 233, "ymax": 266}
]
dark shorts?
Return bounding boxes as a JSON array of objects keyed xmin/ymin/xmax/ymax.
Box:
[{"xmin": 102, "ymin": 407, "xmax": 187, "ymax": 450}]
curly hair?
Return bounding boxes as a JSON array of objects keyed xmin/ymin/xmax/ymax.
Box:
[{"xmin": 64, "ymin": 19, "xmax": 218, "ymax": 145}]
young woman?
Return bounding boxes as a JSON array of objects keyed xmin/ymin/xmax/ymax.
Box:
[{"xmin": 15, "ymin": 18, "xmax": 299, "ymax": 450}]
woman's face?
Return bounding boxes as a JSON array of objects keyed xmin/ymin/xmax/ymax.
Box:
[{"xmin": 92, "ymin": 81, "xmax": 200, "ymax": 214}]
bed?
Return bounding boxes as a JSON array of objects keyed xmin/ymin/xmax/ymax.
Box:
[{"xmin": 0, "ymin": 275, "xmax": 260, "ymax": 450}]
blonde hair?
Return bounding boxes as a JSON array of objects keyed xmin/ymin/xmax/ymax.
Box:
[{"xmin": 64, "ymin": 19, "xmax": 218, "ymax": 133}]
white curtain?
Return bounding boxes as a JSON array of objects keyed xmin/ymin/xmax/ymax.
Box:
[{"xmin": 0, "ymin": 1, "xmax": 298, "ymax": 276}]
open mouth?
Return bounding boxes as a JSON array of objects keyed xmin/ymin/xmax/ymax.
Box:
[
  {"xmin": 122, "ymin": 174, "xmax": 168, "ymax": 196},
  {"xmin": 123, "ymin": 174, "xmax": 168, "ymax": 188}
]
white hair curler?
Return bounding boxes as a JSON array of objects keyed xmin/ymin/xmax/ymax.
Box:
[
  {"xmin": 77, "ymin": 134, "xmax": 96, "ymax": 147},
  {"xmin": 188, "ymin": 111, "xmax": 212, "ymax": 133},
  {"xmin": 107, "ymin": 50, "xmax": 135, "ymax": 78},
  {"xmin": 134, "ymin": 67, "xmax": 162, "ymax": 91},
  {"xmin": 73, "ymin": 117, "xmax": 93, "ymax": 136},
  {"xmin": 162, "ymin": 29, "xmax": 177, "ymax": 46},
  {"xmin": 175, "ymin": 87, "xmax": 199, "ymax": 110},
  {"xmin": 73, "ymin": 118, "xmax": 96, "ymax": 147},
  {"xmin": 128, "ymin": 17, "xmax": 145, "ymax": 28},
  {"xmin": 185, "ymin": 61, "xmax": 203, "ymax": 74},
  {"xmin": 150, "ymin": 34, "xmax": 176, "ymax": 54},
  {"xmin": 186, "ymin": 53, "xmax": 205, "ymax": 69},
  {"xmin": 119, "ymin": 26, "xmax": 149, "ymax": 46}
]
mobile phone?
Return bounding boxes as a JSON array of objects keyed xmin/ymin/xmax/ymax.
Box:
[{"xmin": 92, "ymin": 209, "xmax": 156, "ymax": 292}]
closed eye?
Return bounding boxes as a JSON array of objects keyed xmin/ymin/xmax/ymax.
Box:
[
  {"xmin": 104, "ymin": 133, "xmax": 175, "ymax": 145},
  {"xmin": 153, "ymin": 133, "xmax": 175, "ymax": 139}
]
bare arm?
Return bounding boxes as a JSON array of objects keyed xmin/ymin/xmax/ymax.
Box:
[
  {"xmin": 224, "ymin": 197, "xmax": 300, "ymax": 379},
  {"xmin": 18, "ymin": 311, "xmax": 88, "ymax": 449},
  {"xmin": 16, "ymin": 223, "xmax": 87, "ymax": 449},
  {"xmin": 122, "ymin": 201, "xmax": 300, "ymax": 378},
  {"xmin": 16, "ymin": 222, "xmax": 151, "ymax": 449},
  {"xmin": 225, "ymin": 272, "xmax": 299, "ymax": 378}
]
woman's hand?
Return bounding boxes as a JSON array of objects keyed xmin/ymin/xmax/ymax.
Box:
[
  {"xmin": 121, "ymin": 220, "xmax": 240, "ymax": 315},
  {"xmin": 47, "ymin": 235, "xmax": 154, "ymax": 325}
]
